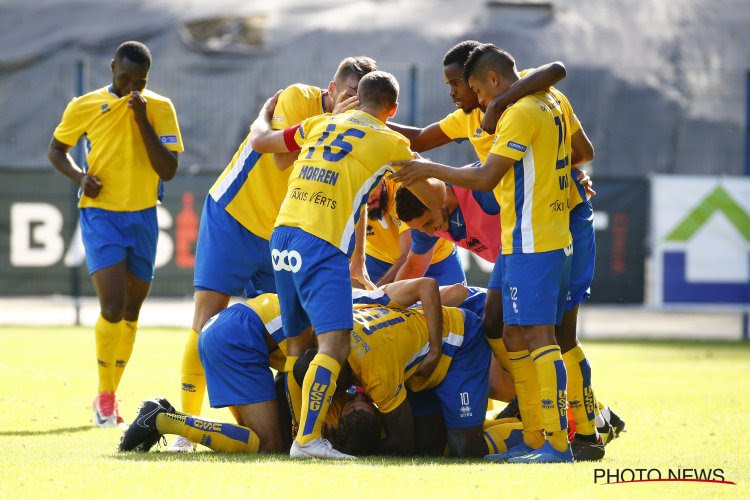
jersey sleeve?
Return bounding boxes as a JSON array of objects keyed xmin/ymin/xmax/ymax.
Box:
[
  {"xmin": 53, "ymin": 98, "xmax": 86, "ymax": 146},
  {"xmin": 438, "ymin": 109, "xmax": 469, "ymax": 140},
  {"xmin": 410, "ymin": 229, "xmax": 439, "ymax": 255},
  {"xmin": 366, "ymin": 375, "xmax": 406, "ymax": 414},
  {"xmin": 489, "ymin": 104, "xmax": 538, "ymax": 161},
  {"xmin": 271, "ymin": 85, "xmax": 313, "ymax": 130},
  {"xmin": 150, "ymin": 99, "xmax": 184, "ymax": 153}
]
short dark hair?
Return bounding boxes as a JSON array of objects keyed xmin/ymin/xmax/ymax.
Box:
[
  {"xmin": 395, "ymin": 186, "xmax": 429, "ymax": 222},
  {"xmin": 337, "ymin": 408, "xmax": 381, "ymax": 456},
  {"xmin": 114, "ymin": 41, "xmax": 152, "ymax": 67},
  {"xmin": 335, "ymin": 56, "xmax": 378, "ymax": 83},
  {"xmin": 463, "ymin": 43, "xmax": 515, "ymax": 83},
  {"xmin": 357, "ymin": 71, "xmax": 399, "ymax": 110},
  {"xmin": 442, "ymin": 40, "xmax": 482, "ymax": 68}
]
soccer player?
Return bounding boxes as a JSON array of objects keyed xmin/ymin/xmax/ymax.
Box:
[
  {"xmin": 48, "ymin": 41, "xmax": 183, "ymax": 427},
  {"xmin": 392, "ymin": 44, "xmax": 583, "ymax": 463},
  {"xmin": 365, "ymin": 178, "xmax": 466, "ymax": 285},
  {"xmin": 171, "ymin": 57, "xmax": 376, "ymax": 451},
  {"xmin": 249, "ymin": 71, "xmax": 436, "ymax": 459},
  {"xmin": 120, "ymin": 293, "xmax": 300, "ymax": 454},
  {"xmin": 294, "ymin": 302, "xmax": 492, "ymax": 457}
]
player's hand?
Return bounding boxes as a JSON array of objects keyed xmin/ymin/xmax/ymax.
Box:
[
  {"xmin": 350, "ymin": 259, "xmax": 376, "ymax": 290},
  {"xmin": 481, "ymin": 97, "xmax": 507, "ymax": 135},
  {"xmin": 261, "ymin": 89, "xmax": 283, "ymax": 123},
  {"xmin": 414, "ymin": 343, "xmax": 442, "ymax": 378},
  {"xmin": 575, "ymin": 167, "xmax": 596, "ymax": 198},
  {"xmin": 128, "ymin": 91, "xmax": 148, "ymax": 122},
  {"xmin": 332, "ymin": 93, "xmax": 359, "ymax": 114},
  {"xmin": 389, "ymin": 154, "xmax": 433, "ymax": 186},
  {"xmin": 79, "ymin": 174, "xmax": 102, "ymax": 198}
]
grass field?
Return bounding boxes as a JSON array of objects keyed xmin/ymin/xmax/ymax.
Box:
[{"xmin": 1, "ymin": 326, "xmax": 748, "ymax": 499}]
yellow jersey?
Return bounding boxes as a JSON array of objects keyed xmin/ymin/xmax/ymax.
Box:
[
  {"xmin": 366, "ymin": 178, "xmax": 456, "ymax": 264},
  {"xmin": 438, "ymin": 107, "xmax": 494, "ymax": 164},
  {"xmin": 275, "ymin": 110, "xmax": 413, "ymax": 255},
  {"xmin": 53, "ymin": 85, "xmax": 183, "ymax": 212},
  {"xmin": 490, "ymin": 88, "xmax": 575, "ymax": 254},
  {"xmin": 242, "ymin": 293, "xmax": 289, "ymax": 372},
  {"xmin": 208, "ymin": 84, "xmax": 325, "ymax": 240},
  {"xmin": 349, "ymin": 305, "xmax": 467, "ymax": 413}
]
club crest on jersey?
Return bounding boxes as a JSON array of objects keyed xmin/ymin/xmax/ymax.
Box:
[
  {"xmin": 100, "ymin": 104, "xmax": 110, "ymax": 113},
  {"xmin": 271, "ymin": 249, "xmax": 302, "ymax": 273}
]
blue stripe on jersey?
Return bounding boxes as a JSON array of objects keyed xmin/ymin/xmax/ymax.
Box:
[
  {"xmin": 511, "ymin": 160, "xmax": 525, "ymax": 249},
  {"xmin": 269, "ymin": 326, "xmax": 285, "ymax": 345},
  {"xmin": 471, "ymin": 189, "xmax": 500, "ymax": 215},
  {"xmin": 215, "ymin": 150, "xmax": 263, "ymax": 209}
]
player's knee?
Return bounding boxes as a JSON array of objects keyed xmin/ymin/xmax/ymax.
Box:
[
  {"xmin": 446, "ymin": 427, "xmax": 485, "ymax": 458},
  {"xmin": 257, "ymin": 429, "xmax": 285, "ymax": 453},
  {"xmin": 99, "ymin": 303, "xmax": 125, "ymax": 323}
]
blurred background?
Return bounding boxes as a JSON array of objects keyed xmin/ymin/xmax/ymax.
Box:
[{"xmin": 1, "ymin": 0, "xmax": 748, "ymax": 338}]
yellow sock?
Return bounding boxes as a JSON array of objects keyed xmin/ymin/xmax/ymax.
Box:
[
  {"xmin": 562, "ymin": 344, "xmax": 597, "ymax": 436},
  {"xmin": 180, "ymin": 329, "xmax": 206, "ymax": 415},
  {"xmin": 95, "ymin": 315, "xmax": 123, "ymax": 393},
  {"xmin": 156, "ymin": 413, "xmax": 259, "ymax": 453},
  {"xmin": 284, "ymin": 356, "xmax": 302, "ymax": 426},
  {"xmin": 113, "ymin": 320, "xmax": 137, "ymax": 391},
  {"xmin": 531, "ymin": 345, "xmax": 569, "ymax": 451},
  {"xmin": 507, "ymin": 350, "xmax": 545, "ymax": 449},
  {"xmin": 296, "ymin": 353, "xmax": 340, "ymax": 445},
  {"xmin": 486, "ymin": 336, "xmax": 511, "ymax": 373},
  {"xmin": 483, "ymin": 420, "xmax": 524, "ymax": 455}
]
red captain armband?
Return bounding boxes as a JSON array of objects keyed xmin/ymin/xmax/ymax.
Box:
[{"xmin": 283, "ymin": 125, "xmax": 302, "ymax": 152}]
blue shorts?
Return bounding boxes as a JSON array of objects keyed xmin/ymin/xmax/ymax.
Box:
[
  {"xmin": 365, "ymin": 249, "xmax": 467, "ymax": 286},
  {"xmin": 408, "ymin": 309, "xmax": 490, "ymax": 429},
  {"xmin": 80, "ymin": 207, "xmax": 157, "ymax": 282},
  {"xmin": 197, "ymin": 303, "xmax": 277, "ymax": 408},
  {"xmin": 270, "ymin": 226, "xmax": 353, "ymax": 337},
  {"xmin": 194, "ymin": 196, "xmax": 276, "ymax": 297},
  {"xmin": 567, "ymin": 205, "xmax": 595, "ymax": 311},
  {"xmin": 496, "ymin": 247, "xmax": 572, "ymax": 326}
]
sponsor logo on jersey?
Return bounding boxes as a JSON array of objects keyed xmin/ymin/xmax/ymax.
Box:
[
  {"xmin": 100, "ymin": 103, "xmax": 110, "ymax": 113},
  {"xmin": 299, "ymin": 165, "xmax": 339, "ymax": 185},
  {"xmin": 271, "ymin": 249, "xmax": 302, "ymax": 273},
  {"xmin": 160, "ymin": 135, "xmax": 178, "ymax": 144},
  {"xmin": 507, "ymin": 141, "xmax": 527, "ymax": 152}
]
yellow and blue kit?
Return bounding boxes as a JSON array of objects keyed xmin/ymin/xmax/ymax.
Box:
[
  {"xmin": 351, "ymin": 305, "xmax": 491, "ymax": 428},
  {"xmin": 271, "ymin": 109, "xmax": 413, "ymax": 338},
  {"xmin": 194, "ymin": 84, "xmax": 325, "ymax": 296},
  {"xmin": 487, "ymin": 88, "xmax": 577, "ymax": 326},
  {"xmin": 53, "ymin": 85, "xmax": 183, "ymax": 281},
  {"xmin": 438, "ymin": 107, "xmax": 494, "ymax": 164},
  {"xmin": 197, "ymin": 293, "xmax": 288, "ymax": 408},
  {"xmin": 365, "ymin": 180, "xmax": 465, "ymax": 285}
]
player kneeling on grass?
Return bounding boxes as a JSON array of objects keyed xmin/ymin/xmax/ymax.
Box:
[{"xmin": 119, "ymin": 294, "xmax": 299, "ymax": 453}]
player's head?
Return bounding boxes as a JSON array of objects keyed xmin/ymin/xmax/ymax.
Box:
[
  {"xmin": 329, "ymin": 56, "xmax": 378, "ymax": 102},
  {"xmin": 337, "ymin": 388, "xmax": 381, "ymax": 456},
  {"xmin": 111, "ymin": 41, "xmax": 152, "ymax": 96},
  {"xmin": 463, "ymin": 44, "xmax": 517, "ymax": 109},
  {"xmin": 443, "ymin": 40, "xmax": 482, "ymax": 113},
  {"xmin": 395, "ymin": 186, "xmax": 449, "ymax": 237},
  {"xmin": 357, "ymin": 71, "xmax": 399, "ymax": 119}
]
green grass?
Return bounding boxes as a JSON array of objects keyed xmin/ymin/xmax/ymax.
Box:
[{"xmin": 1, "ymin": 326, "xmax": 749, "ymax": 498}]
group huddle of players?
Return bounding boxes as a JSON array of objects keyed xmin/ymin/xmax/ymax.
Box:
[{"xmin": 50, "ymin": 38, "xmax": 624, "ymax": 462}]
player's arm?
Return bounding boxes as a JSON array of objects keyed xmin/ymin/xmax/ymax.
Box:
[
  {"xmin": 248, "ymin": 90, "xmax": 300, "ymax": 155},
  {"xmin": 350, "ymin": 206, "xmax": 377, "ymax": 290},
  {"xmin": 383, "ymin": 278, "xmax": 443, "ymax": 378},
  {"xmin": 128, "ymin": 91, "xmax": 179, "ymax": 180},
  {"xmin": 374, "ymin": 229, "xmax": 412, "ymax": 285},
  {"xmin": 395, "ymin": 246, "xmax": 434, "ymax": 281},
  {"xmin": 48, "ymin": 137, "xmax": 102, "ymax": 198},
  {"xmin": 390, "ymin": 154, "xmax": 514, "ymax": 192},
  {"xmin": 571, "ymin": 127, "xmax": 595, "ymax": 166},
  {"xmin": 481, "ymin": 61, "xmax": 567, "ymax": 134},
  {"xmin": 439, "ymin": 283, "xmax": 470, "ymax": 307},
  {"xmin": 388, "ymin": 122, "xmax": 453, "ymax": 153},
  {"xmin": 379, "ymin": 399, "xmax": 416, "ymax": 455}
]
